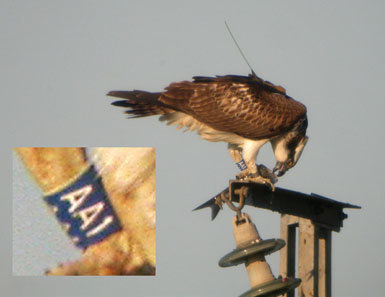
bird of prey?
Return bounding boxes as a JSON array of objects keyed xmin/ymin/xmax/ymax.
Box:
[{"xmin": 108, "ymin": 72, "xmax": 308, "ymax": 189}]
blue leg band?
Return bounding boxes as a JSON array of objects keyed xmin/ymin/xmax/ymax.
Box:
[
  {"xmin": 236, "ymin": 159, "xmax": 248, "ymax": 171},
  {"xmin": 44, "ymin": 165, "xmax": 122, "ymax": 250}
]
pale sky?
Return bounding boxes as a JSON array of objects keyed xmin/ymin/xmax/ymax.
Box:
[{"xmin": 3, "ymin": 1, "xmax": 385, "ymax": 296}]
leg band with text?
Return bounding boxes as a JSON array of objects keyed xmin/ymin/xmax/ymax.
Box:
[{"xmin": 44, "ymin": 165, "xmax": 122, "ymax": 249}]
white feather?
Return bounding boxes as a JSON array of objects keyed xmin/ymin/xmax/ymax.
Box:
[
  {"xmin": 160, "ymin": 112, "xmax": 273, "ymax": 174},
  {"xmin": 270, "ymin": 137, "xmax": 290, "ymax": 162},
  {"xmin": 242, "ymin": 139, "xmax": 269, "ymax": 173},
  {"xmin": 160, "ymin": 112, "xmax": 245, "ymax": 144},
  {"xmin": 90, "ymin": 147, "xmax": 156, "ymax": 228}
]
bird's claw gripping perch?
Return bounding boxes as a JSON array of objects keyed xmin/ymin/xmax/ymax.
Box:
[
  {"xmin": 236, "ymin": 164, "xmax": 278, "ymax": 191},
  {"xmin": 243, "ymin": 176, "xmax": 276, "ymax": 192}
]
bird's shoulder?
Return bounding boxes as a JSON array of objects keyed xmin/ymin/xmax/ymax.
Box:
[
  {"xmin": 160, "ymin": 73, "xmax": 306, "ymax": 120},
  {"xmin": 162, "ymin": 73, "xmax": 290, "ymax": 100}
]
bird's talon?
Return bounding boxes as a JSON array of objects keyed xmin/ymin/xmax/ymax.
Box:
[{"xmin": 237, "ymin": 174, "xmax": 276, "ymax": 191}]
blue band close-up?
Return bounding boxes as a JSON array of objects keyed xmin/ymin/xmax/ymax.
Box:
[
  {"xmin": 236, "ymin": 159, "xmax": 247, "ymax": 171},
  {"xmin": 45, "ymin": 165, "xmax": 122, "ymax": 249}
]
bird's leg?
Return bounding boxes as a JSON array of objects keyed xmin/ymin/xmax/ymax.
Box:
[
  {"xmin": 228, "ymin": 144, "xmax": 248, "ymax": 175},
  {"xmin": 239, "ymin": 140, "xmax": 277, "ymax": 191},
  {"xmin": 228, "ymin": 142, "xmax": 277, "ymax": 190},
  {"xmin": 228, "ymin": 144, "xmax": 257, "ymax": 180},
  {"xmin": 228, "ymin": 142, "xmax": 260, "ymax": 179}
]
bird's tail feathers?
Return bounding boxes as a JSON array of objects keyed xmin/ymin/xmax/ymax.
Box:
[{"xmin": 108, "ymin": 90, "xmax": 170, "ymax": 118}]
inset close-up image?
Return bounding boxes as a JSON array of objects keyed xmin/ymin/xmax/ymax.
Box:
[{"xmin": 13, "ymin": 147, "xmax": 155, "ymax": 276}]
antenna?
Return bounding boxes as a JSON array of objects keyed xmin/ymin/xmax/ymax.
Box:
[{"xmin": 225, "ymin": 21, "xmax": 257, "ymax": 78}]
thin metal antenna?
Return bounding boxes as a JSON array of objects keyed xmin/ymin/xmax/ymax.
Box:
[{"xmin": 225, "ymin": 21, "xmax": 257, "ymax": 78}]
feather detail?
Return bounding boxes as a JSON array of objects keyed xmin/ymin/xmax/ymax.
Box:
[
  {"xmin": 109, "ymin": 90, "xmax": 173, "ymax": 118},
  {"xmin": 109, "ymin": 74, "xmax": 307, "ymax": 141}
]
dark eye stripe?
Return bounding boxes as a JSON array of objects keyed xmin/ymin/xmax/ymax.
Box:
[{"xmin": 287, "ymin": 137, "xmax": 299, "ymax": 151}]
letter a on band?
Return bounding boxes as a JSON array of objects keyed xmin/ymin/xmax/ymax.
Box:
[{"xmin": 61, "ymin": 185, "xmax": 93, "ymax": 213}]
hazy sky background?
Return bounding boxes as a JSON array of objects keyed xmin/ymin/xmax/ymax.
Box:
[{"xmin": 2, "ymin": 0, "xmax": 384, "ymax": 296}]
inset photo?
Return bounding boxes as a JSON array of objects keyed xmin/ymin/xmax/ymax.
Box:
[{"xmin": 13, "ymin": 147, "xmax": 155, "ymax": 276}]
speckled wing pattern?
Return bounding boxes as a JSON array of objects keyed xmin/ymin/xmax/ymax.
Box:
[{"xmin": 159, "ymin": 75, "xmax": 307, "ymax": 140}]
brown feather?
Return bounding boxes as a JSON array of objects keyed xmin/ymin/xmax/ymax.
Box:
[
  {"xmin": 158, "ymin": 75, "xmax": 306, "ymax": 140},
  {"xmin": 109, "ymin": 90, "xmax": 173, "ymax": 118}
]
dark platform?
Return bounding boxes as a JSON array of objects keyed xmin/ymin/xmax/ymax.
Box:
[{"xmin": 194, "ymin": 180, "xmax": 360, "ymax": 232}]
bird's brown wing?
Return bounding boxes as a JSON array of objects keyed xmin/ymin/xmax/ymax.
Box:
[{"xmin": 159, "ymin": 75, "xmax": 307, "ymax": 140}]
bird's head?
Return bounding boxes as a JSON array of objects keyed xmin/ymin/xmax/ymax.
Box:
[{"xmin": 271, "ymin": 133, "xmax": 308, "ymax": 177}]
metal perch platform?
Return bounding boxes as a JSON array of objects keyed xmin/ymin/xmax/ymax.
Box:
[
  {"xmin": 194, "ymin": 180, "xmax": 360, "ymax": 232},
  {"xmin": 194, "ymin": 180, "xmax": 361, "ymax": 297}
]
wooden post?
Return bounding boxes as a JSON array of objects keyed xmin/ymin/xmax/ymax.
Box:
[
  {"xmin": 280, "ymin": 214, "xmax": 332, "ymax": 297},
  {"xmin": 280, "ymin": 214, "xmax": 299, "ymax": 297},
  {"xmin": 318, "ymin": 228, "xmax": 332, "ymax": 297},
  {"xmin": 298, "ymin": 217, "xmax": 318, "ymax": 297}
]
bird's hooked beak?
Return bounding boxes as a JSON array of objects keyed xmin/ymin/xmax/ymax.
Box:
[{"xmin": 273, "ymin": 161, "xmax": 291, "ymax": 177}]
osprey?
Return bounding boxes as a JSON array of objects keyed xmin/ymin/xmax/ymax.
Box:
[{"xmin": 108, "ymin": 73, "xmax": 308, "ymax": 188}]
